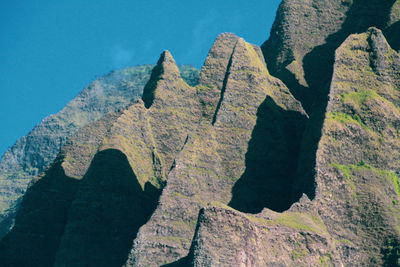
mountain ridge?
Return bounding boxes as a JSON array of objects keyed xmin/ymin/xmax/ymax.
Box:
[
  {"xmin": 0, "ymin": 64, "xmax": 199, "ymax": 239},
  {"xmin": 1, "ymin": 0, "xmax": 400, "ymax": 266}
]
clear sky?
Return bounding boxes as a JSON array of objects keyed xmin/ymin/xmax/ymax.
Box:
[{"xmin": 0, "ymin": 0, "xmax": 280, "ymax": 156}]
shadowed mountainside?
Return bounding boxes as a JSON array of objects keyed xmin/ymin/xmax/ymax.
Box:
[
  {"xmin": 0, "ymin": 65, "xmax": 199, "ymax": 239},
  {"xmin": 229, "ymin": 96, "xmax": 306, "ymax": 213}
]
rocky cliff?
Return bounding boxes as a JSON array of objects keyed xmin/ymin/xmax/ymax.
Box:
[{"xmin": 1, "ymin": 0, "xmax": 400, "ymax": 266}]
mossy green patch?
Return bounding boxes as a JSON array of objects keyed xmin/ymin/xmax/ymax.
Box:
[
  {"xmin": 331, "ymin": 161, "xmax": 400, "ymax": 197},
  {"xmin": 266, "ymin": 212, "xmax": 327, "ymax": 235},
  {"xmin": 244, "ymin": 42, "xmax": 267, "ymax": 72},
  {"xmin": 331, "ymin": 163, "xmax": 358, "ymax": 196},
  {"xmin": 328, "ymin": 112, "xmax": 368, "ymax": 130},
  {"xmin": 319, "ymin": 254, "xmax": 333, "ymax": 267},
  {"xmin": 245, "ymin": 214, "xmax": 269, "ymax": 225},
  {"xmin": 291, "ymin": 248, "xmax": 308, "ymax": 260},
  {"xmin": 342, "ymin": 89, "xmax": 380, "ymax": 106},
  {"xmin": 172, "ymin": 192, "xmax": 190, "ymax": 199},
  {"xmin": 388, "ymin": 172, "xmax": 400, "ymax": 196}
]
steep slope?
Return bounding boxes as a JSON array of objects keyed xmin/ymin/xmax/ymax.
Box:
[
  {"xmin": 311, "ymin": 28, "xmax": 400, "ymax": 266},
  {"xmin": 125, "ymin": 34, "xmax": 307, "ymax": 266},
  {"xmin": 262, "ymin": 0, "xmax": 400, "ymax": 207},
  {"xmin": 0, "ymin": 66, "xmax": 152, "ymax": 212},
  {"xmin": 53, "ymin": 52, "xmax": 202, "ymax": 267},
  {"xmin": 0, "ymin": 65, "xmax": 199, "ymax": 238},
  {"xmin": 0, "ymin": 52, "xmax": 201, "ymax": 267}
]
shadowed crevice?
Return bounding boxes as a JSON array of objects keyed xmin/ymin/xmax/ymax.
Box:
[
  {"xmin": 161, "ymin": 208, "xmax": 204, "ymax": 267},
  {"xmin": 384, "ymin": 20, "xmax": 400, "ymax": 52},
  {"xmin": 54, "ymin": 149, "xmax": 162, "ymax": 267},
  {"xmin": 229, "ymin": 96, "xmax": 307, "ymax": 213},
  {"xmin": 382, "ymin": 237, "xmax": 400, "ymax": 266},
  {"xmin": 142, "ymin": 55, "xmax": 166, "ymax": 109},
  {"xmin": 211, "ymin": 44, "xmax": 236, "ymax": 125}
]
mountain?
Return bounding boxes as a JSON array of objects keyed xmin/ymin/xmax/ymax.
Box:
[
  {"xmin": 0, "ymin": 65, "xmax": 199, "ymax": 238},
  {"xmin": 1, "ymin": 0, "xmax": 400, "ymax": 266}
]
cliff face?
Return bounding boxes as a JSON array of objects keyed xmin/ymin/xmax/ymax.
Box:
[
  {"xmin": 1, "ymin": 1, "xmax": 400, "ymax": 266},
  {"xmin": 313, "ymin": 28, "xmax": 400, "ymax": 265},
  {"xmin": 182, "ymin": 27, "xmax": 400, "ymax": 266},
  {"xmin": 263, "ymin": 0, "xmax": 400, "ymax": 212}
]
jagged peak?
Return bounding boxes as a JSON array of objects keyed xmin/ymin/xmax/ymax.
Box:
[
  {"xmin": 226, "ymin": 37, "xmax": 306, "ymax": 115},
  {"xmin": 230, "ymin": 37, "xmax": 267, "ymax": 72},
  {"xmin": 142, "ymin": 50, "xmax": 181, "ymax": 108},
  {"xmin": 366, "ymin": 27, "xmax": 391, "ymax": 50},
  {"xmin": 198, "ymin": 33, "xmax": 239, "ymax": 89},
  {"xmin": 215, "ymin": 32, "xmax": 239, "ymax": 42},
  {"xmin": 335, "ymin": 26, "xmax": 394, "ymax": 64},
  {"xmin": 329, "ymin": 26, "xmax": 400, "ymax": 115},
  {"xmin": 157, "ymin": 50, "xmax": 180, "ymax": 75}
]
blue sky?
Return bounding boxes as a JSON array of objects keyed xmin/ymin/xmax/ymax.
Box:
[{"xmin": 0, "ymin": 0, "xmax": 280, "ymax": 156}]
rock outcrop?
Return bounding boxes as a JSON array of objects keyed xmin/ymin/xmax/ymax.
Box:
[{"xmin": 263, "ymin": 0, "xmax": 400, "ymax": 211}]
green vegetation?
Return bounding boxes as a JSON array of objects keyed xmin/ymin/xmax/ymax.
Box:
[
  {"xmin": 342, "ymin": 89, "xmax": 380, "ymax": 106},
  {"xmin": 334, "ymin": 238, "xmax": 355, "ymax": 246},
  {"xmin": 172, "ymin": 192, "xmax": 190, "ymax": 199},
  {"xmin": 328, "ymin": 112, "xmax": 368, "ymax": 130},
  {"xmin": 388, "ymin": 172, "xmax": 400, "ymax": 196},
  {"xmin": 265, "ymin": 212, "xmax": 327, "ymax": 235},
  {"xmin": 331, "ymin": 161, "xmax": 400, "ymax": 197},
  {"xmin": 319, "ymin": 254, "xmax": 333, "ymax": 267},
  {"xmin": 291, "ymin": 248, "xmax": 308, "ymax": 260}
]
